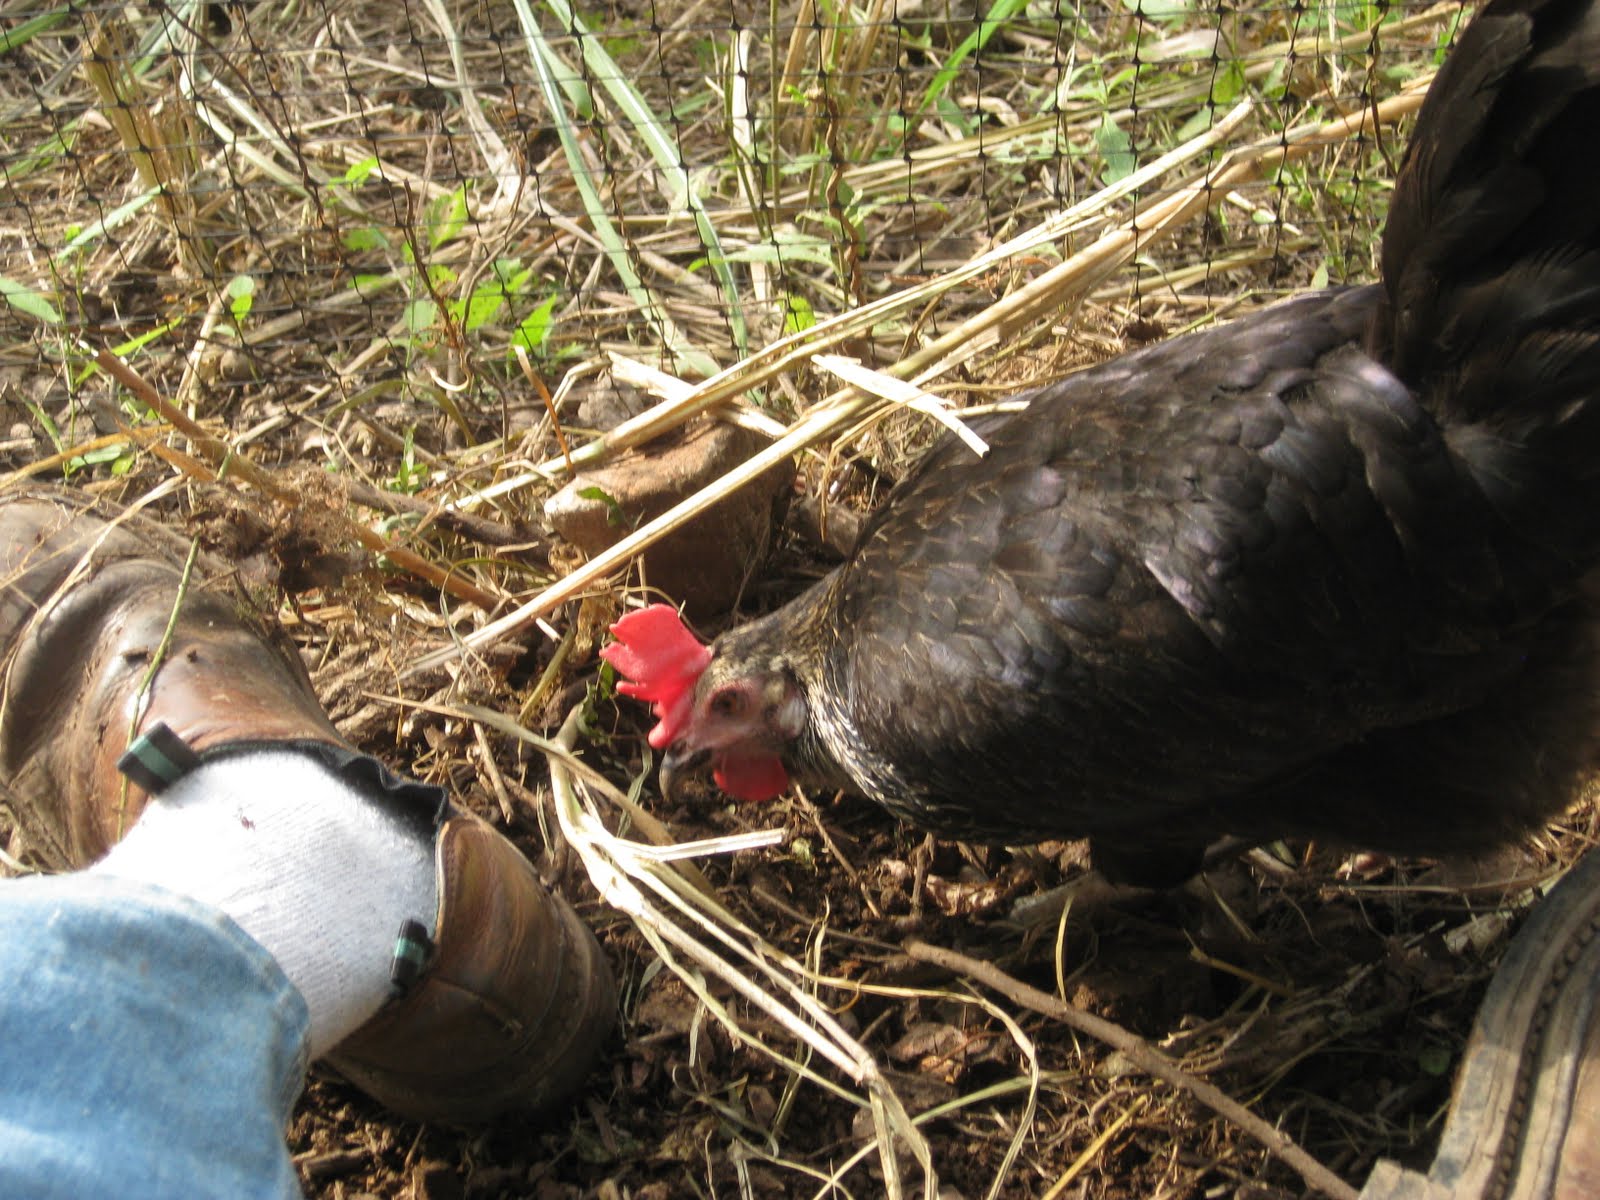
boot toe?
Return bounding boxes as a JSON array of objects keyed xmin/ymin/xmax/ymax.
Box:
[{"xmin": 326, "ymin": 812, "xmax": 615, "ymax": 1124}]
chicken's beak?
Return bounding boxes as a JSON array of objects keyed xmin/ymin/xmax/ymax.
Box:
[{"xmin": 659, "ymin": 741, "xmax": 711, "ymax": 804}]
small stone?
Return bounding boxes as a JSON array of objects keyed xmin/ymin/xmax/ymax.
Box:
[
  {"xmin": 546, "ymin": 419, "xmax": 792, "ymax": 618},
  {"xmin": 218, "ymin": 347, "xmax": 254, "ymax": 382},
  {"xmin": 576, "ymin": 379, "xmax": 651, "ymax": 431}
]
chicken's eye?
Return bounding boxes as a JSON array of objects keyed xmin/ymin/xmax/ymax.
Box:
[{"xmin": 710, "ymin": 688, "xmax": 744, "ymax": 717}]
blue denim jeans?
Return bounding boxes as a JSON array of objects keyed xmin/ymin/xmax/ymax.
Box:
[{"xmin": 0, "ymin": 874, "xmax": 309, "ymax": 1199}]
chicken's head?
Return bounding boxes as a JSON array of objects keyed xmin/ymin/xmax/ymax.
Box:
[{"xmin": 600, "ymin": 604, "xmax": 804, "ymax": 802}]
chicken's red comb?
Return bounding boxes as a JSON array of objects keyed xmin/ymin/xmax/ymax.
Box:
[{"xmin": 599, "ymin": 604, "xmax": 712, "ymax": 750}]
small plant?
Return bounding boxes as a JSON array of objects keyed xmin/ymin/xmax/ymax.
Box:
[{"xmin": 390, "ymin": 428, "xmax": 428, "ymax": 494}]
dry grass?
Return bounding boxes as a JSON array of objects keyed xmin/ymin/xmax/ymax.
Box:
[{"xmin": 7, "ymin": 0, "xmax": 1595, "ymax": 1196}]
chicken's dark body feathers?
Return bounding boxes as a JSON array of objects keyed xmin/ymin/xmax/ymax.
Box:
[{"xmin": 718, "ymin": 0, "xmax": 1600, "ymax": 880}]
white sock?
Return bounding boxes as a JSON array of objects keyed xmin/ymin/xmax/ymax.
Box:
[{"xmin": 92, "ymin": 749, "xmax": 439, "ymax": 1058}]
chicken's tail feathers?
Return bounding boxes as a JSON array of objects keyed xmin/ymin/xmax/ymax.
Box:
[
  {"xmin": 1374, "ymin": 0, "xmax": 1600, "ymax": 560},
  {"xmin": 1378, "ymin": 0, "xmax": 1600, "ymax": 387}
]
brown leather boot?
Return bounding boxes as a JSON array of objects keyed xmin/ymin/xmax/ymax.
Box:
[
  {"xmin": 0, "ymin": 487, "xmax": 614, "ymax": 1124},
  {"xmin": 1361, "ymin": 846, "xmax": 1600, "ymax": 1200}
]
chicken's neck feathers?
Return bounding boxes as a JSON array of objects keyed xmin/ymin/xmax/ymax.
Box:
[{"xmin": 719, "ymin": 569, "xmax": 911, "ymax": 802}]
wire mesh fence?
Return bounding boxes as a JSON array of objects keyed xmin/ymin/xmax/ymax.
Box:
[{"xmin": 2, "ymin": 0, "xmax": 1461, "ymax": 488}]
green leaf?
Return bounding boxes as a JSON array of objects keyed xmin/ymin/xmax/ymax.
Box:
[
  {"xmin": 1123, "ymin": 0, "xmax": 1191, "ymax": 23},
  {"xmin": 916, "ymin": 0, "xmax": 1030, "ymax": 114},
  {"xmin": 1262, "ymin": 58, "xmax": 1290, "ymax": 99},
  {"xmin": 66, "ymin": 442, "xmax": 131, "ymax": 475},
  {"xmin": 509, "ymin": 294, "xmax": 559, "ymax": 356},
  {"xmin": 404, "ymin": 298, "xmax": 438, "ymax": 335},
  {"xmin": 343, "ymin": 155, "xmax": 381, "ymax": 186},
  {"xmin": 455, "ymin": 285, "xmax": 508, "ymax": 332},
  {"xmin": 3, "ymin": 130, "xmax": 71, "ymax": 186},
  {"xmin": 60, "ymin": 187, "xmax": 158, "ymax": 257},
  {"xmin": 1211, "ymin": 59, "xmax": 1247, "ymax": 106},
  {"xmin": 390, "ymin": 428, "xmax": 428, "ymax": 493},
  {"xmin": 342, "ymin": 226, "xmax": 388, "ymax": 252},
  {"xmin": 783, "ymin": 293, "xmax": 815, "ymax": 334},
  {"xmin": 492, "ymin": 258, "xmax": 532, "ymax": 293},
  {"xmin": 429, "ymin": 186, "xmax": 469, "ymax": 250},
  {"xmin": 111, "ymin": 319, "xmax": 179, "ymax": 357},
  {"xmin": 0, "ymin": 6, "xmax": 71, "ymax": 54},
  {"xmin": 1175, "ymin": 106, "xmax": 1214, "ymax": 144},
  {"xmin": 0, "ymin": 275, "xmax": 60, "ymax": 325},
  {"xmin": 225, "ymin": 274, "xmax": 255, "ymax": 323},
  {"xmin": 577, "ymin": 485, "xmax": 629, "ymax": 528},
  {"xmin": 1095, "ymin": 115, "xmax": 1136, "ymax": 185}
]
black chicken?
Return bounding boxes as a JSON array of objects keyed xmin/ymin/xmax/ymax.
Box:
[{"xmin": 603, "ymin": 0, "xmax": 1600, "ymax": 886}]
